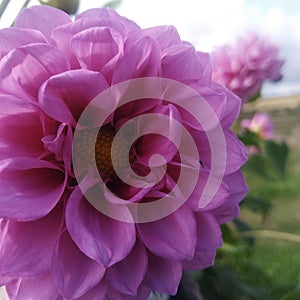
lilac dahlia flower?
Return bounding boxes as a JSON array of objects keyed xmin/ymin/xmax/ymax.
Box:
[
  {"xmin": 211, "ymin": 32, "xmax": 284, "ymax": 103},
  {"xmin": 0, "ymin": 5, "xmax": 248, "ymax": 299},
  {"xmin": 241, "ymin": 112, "xmax": 275, "ymax": 140}
]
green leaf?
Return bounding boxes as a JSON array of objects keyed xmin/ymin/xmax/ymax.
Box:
[
  {"xmin": 247, "ymin": 88, "xmax": 261, "ymax": 103},
  {"xmin": 263, "ymin": 140, "xmax": 289, "ymax": 179},
  {"xmin": 280, "ymin": 287, "xmax": 300, "ymax": 300},
  {"xmin": 243, "ymin": 154, "xmax": 274, "ymax": 180},
  {"xmin": 241, "ymin": 195, "xmax": 272, "ymax": 214},
  {"xmin": 238, "ymin": 129, "xmax": 261, "ymax": 147}
]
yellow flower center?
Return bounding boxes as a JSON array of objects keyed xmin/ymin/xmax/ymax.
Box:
[{"xmin": 75, "ymin": 127, "xmax": 134, "ymax": 179}]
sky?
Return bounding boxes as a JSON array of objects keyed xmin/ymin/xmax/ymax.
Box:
[
  {"xmin": 116, "ymin": 0, "xmax": 300, "ymax": 98},
  {"xmin": 1, "ymin": 0, "xmax": 299, "ymax": 97}
]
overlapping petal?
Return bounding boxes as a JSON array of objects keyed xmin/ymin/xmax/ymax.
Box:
[
  {"xmin": 51, "ymin": 231, "xmax": 105, "ymax": 299},
  {"xmin": 0, "ymin": 204, "xmax": 63, "ymax": 275},
  {"xmin": 0, "ymin": 43, "xmax": 69, "ymax": 101},
  {"xmin": 6, "ymin": 273, "xmax": 60, "ymax": 300},
  {"xmin": 14, "ymin": 5, "xmax": 71, "ymax": 41},
  {"xmin": 0, "ymin": 158, "xmax": 65, "ymax": 221},
  {"xmin": 138, "ymin": 205, "xmax": 197, "ymax": 261},
  {"xmin": 66, "ymin": 187, "xmax": 136, "ymax": 267}
]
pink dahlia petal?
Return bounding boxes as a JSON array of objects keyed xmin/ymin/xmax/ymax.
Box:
[
  {"xmin": 103, "ymin": 177, "xmax": 153, "ymax": 205},
  {"xmin": 70, "ymin": 27, "xmax": 123, "ymax": 74},
  {"xmin": 112, "ymin": 35, "xmax": 160, "ymax": 84},
  {"xmin": 50, "ymin": 18, "xmax": 104, "ymax": 68},
  {"xmin": 224, "ymin": 130, "xmax": 248, "ymax": 174},
  {"xmin": 51, "ymin": 231, "xmax": 105, "ymax": 299},
  {"xmin": 186, "ymin": 169, "xmax": 230, "ymax": 212},
  {"xmin": 107, "ymin": 239, "xmax": 148, "ymax": 296},
  {"xmin": 145, "ymin": 251, "xmax": 182, "ymax": 295},
  {"xmin": 139, "ymin": 26, "xmax": 181, "ymax": 50},
  {"xmin": 66, "ymin": 187, "xmax": 136, "ymax": 267},
  {"xmin": 106, "ymin": 285, "xmax": 151, "ymax": 300},
  {"xmin": 6, "ymin": 273, "xmax": 59, "ymax": 300},
  {"xmin": 183, "ymin": 213, "xmax": 222, "ymax": 270},
  {"xmin": 161, "ymin": 45, "xmax": 211, "ymax": 85},
  {"xmin": 0, "ymin": 204, "xmax": 63, "ymax": 276},
  {"xmin": 212, "ymin": 83, "xmax": 242, "ymax": 129},
  {"xmin": 0, "ymin": 96, "xmax": 44, "ymax": 160},
  {"xmin": 14, "ymin": 5, "xmax": 71, "ymax": 41},
  {"xmin": 138, "ymin": 205, "xmax": 197, "ymax": 261},
  {"xmin": 76, "ymin": 8, "xmax": 140, "ymax": 34},
  {"xmin": 75, "ymin": 279, "xmax": 108, "ymax": 300},
  {"xmin": 113, "ymin": 99, "xmax": 161, "ymax": 129},
  {"xmin": 0, "ymin": 158, "xmax": 65, "ymax": 221},
  {"xmin": 178, "ymin": 86, "xmax": 227, "ymax": 132},
  {"xmin": 212, "ymin": 170, "xmax": 248, "ymax": 223},
  {"xmin": 39, "ymin": 69, "xmax": 109, "ymax": 126},
  {"xmin": 134, "ymin": 104, "xmax": 181, "ymax": 167},
  {"xmin": 0, "ymin": 27, "xmax": 47, "ymax": 59},
  {"xmin": 0, "ymin": 43, "xmax": 69, "ymax": 101},
  {"xmin": 0, "ymin": 272, "xmax": 13, "ymax": 286}
]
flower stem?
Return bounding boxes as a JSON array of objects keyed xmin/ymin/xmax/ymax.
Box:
[{"xmin": 243, "ymin": 230, "xmax": 300, "ymax": 243}]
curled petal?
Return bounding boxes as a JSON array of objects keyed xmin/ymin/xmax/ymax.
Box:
[
  {"xmin": 134, "ymin": 103, "xmax": 182, "ymax": 167},
  {"xmin": 0, "ymin": 96, "xmax": 44, "ymax": 160},
  {"xmin": 0, "ymin": 158, "xmax": 65, "ymax": 221},
  {"xmin": 112, "ymin": 35, "xmax": 160, "ymax": 84},
  {"xmin": 70, "ymin": 27, "xmax": 123, "ymax": 75},
  {"xmin": 39, "ymin": 69, "xmax": 109, "ymax": 126}
]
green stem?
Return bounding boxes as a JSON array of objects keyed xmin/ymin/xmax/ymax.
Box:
[{"xmin": 243, "ymin": 230, "xmax": 300, "ymax": 243}]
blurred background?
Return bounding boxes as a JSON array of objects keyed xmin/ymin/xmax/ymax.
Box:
[{"xmin": 0, "ymin": 0, "xmax": 299, "ymax": 299}]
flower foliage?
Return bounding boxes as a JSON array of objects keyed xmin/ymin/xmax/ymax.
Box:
[{"xmin": 0, "ymin": 5, "xmax": 247, "ymax": 299}]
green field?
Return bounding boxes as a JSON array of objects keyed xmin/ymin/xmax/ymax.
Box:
[{"xmin": 240, "ymin": 145, "xmax": 300, "ymax": 299}]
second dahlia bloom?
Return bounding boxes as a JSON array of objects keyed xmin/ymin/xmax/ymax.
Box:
[
  {"xmin": 211, "ymin": 32, "xmax": 284, "ymax": 103},
  {"xmin": 0, "ymin": 5, "xmax": 248, "ymax": 299}
]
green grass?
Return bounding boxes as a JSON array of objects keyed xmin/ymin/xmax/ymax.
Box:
[
  {"xmin": 252, "ymin": 241, "xmax": 300, "ymax": 300},
  {"xmin": 240, "ymin": 146, "xmax": 300, "ymax": 299}
]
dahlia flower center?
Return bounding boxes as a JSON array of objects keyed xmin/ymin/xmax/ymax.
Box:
[
  {"xmin": 96, "ymin": 127, "xmax": 135, "ymax": 178},
  {"xmin": 75, "ymin": 127, "xmax": 134, "ymax": 179}
]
